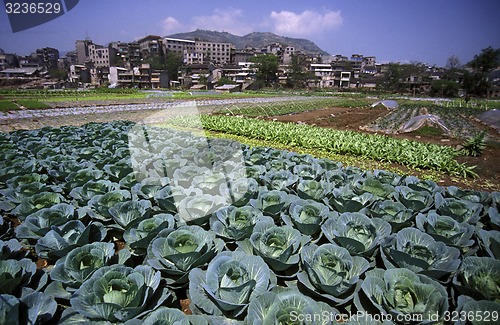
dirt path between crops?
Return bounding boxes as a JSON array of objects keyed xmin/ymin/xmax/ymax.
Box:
[{"xmin": 269, "ymin": 106, "xmax": 500, "ymax": 192}]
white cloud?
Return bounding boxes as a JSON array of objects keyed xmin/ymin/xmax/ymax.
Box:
[
  {"xmin": 190, "ymin": 9, "xmax": 252, "ymax": 35},
  {"xmin": 162, "ymin": 16, "xmax": 182, "ymax": 34},
  {"xmin": 270, "ymin": 10, "xmax": 343, "ymax": 36}
]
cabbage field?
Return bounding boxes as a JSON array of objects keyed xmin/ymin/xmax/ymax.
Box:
[{"xmin": 1, "ymin": 119, "xmax": 499, "ymax": 324}]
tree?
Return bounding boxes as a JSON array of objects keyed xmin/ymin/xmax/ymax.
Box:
[
  {"xmin": 145, "ymin": 51, "xmax": 183, "ymax": 83},
  {"xmin": 446, "ymin": 55, "xmax": 461, "ymax": 69},
  {"xmin": 250, "ymin": 54, "xmax": 279, "ymax": 87},
  {"xmin": 468, "ymin": 46, "xmax": 500, "ymax": 74},
  {"xmin": 286, "ymin": 54, "xmax": 313, "ymax": 89},
  {"xmin": 463, "ymin": 46, "xmax": 500, "ymax": 97}
]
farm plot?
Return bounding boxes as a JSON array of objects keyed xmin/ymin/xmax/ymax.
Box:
[
  {"xmin": 1, "ymin": 120, "xmax": 499, "ymax": 324},
  {"xmin": 365, "ymin": 104, "xmax": 493, "ymax": 140}
]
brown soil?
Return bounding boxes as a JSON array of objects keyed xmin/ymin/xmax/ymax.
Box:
[{"xmin": 270, "ymin": 106, "xmax": 500, "ymax": 192}]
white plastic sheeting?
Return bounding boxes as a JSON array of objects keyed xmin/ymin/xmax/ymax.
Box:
[
  {"xmin": 371, "ymin": 100, "xmax": 399, "ymax": 109},
  {"xmin": 399, "ymin": 114, "xmax": 450, "ymax": 134},
  {"xmin": 478, "ymin": 109, "xmax": 500, "ymax": 132}
]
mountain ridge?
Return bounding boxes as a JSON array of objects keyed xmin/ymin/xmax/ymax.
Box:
[{"xmin": 167, "ymin": 29, "xmax": 330, "ymax": 56}]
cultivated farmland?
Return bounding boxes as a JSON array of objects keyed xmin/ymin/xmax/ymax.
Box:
[{"xmin": 1, "ymin": 93, "xmax": 499, "ymax": 323}]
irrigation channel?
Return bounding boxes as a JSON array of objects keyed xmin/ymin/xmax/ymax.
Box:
[{"xmin": 0, "ymin": 96, "xmax": 317, "ymax": 121}]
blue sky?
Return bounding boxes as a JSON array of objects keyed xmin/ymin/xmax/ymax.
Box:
[{"xmin": 1, "ymin": 0, "xmax": 499, "ymax": 66}]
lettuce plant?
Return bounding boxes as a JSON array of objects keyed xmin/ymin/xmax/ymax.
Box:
[
  {"xmin": 146, "ymin": 226, "xmax": 224, "ymax": 286},
  {"xmin": 189, "ymin": 251, "xmax": 275, "ymax": 318},
  {"xmin": 355, "ymin": 268, "xmax": 449, "ymax": 323},
  {"xmin": 321, "ymin": 212, "xmax": 391, "ymax": 257},
  {"xmin": 381, "ymin": 227, "xmax": 461, "ymax": 280},
  {"xmin": 69, "ymin": 264, "xmax": 171, "ymax": 322},
  {"xmin": 297, "ymin": 243, "xmax": 369, "ymax": 306}
]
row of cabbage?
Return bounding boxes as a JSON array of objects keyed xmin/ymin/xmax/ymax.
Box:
[
  {"xmin": 0, "ymin": 120, "xmax": 499, "ymax": 324},
  {"xmin": 164, "ymin": 114, "xmax": 475, "ymax": 177}
]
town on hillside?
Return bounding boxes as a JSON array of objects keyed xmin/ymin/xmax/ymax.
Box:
[{"xmin": 1, "ymin": 32, "xmax": 499, "ymax": 98}]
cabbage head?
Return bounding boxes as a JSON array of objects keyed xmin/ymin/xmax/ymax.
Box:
[
  {"xmin": 477, "ymin": 229, "xmax": 500, "ymax": 259},
  {"xmin": 368, "ymin": 200, "xmax": 415, "ymax": 231},
  {"xmin": 381, "ymin": 228, "xmax": 461, "ymax": 281},
  {"xmin": 321, "ymin": 212, "xmax": 391, "ymax": 257},
  {"xmin": 15, "ymin": 203, "xmax": 76, "ymax": 240},
  {"xmin": 123, "ymin": 213, "xmax": 175, "ymax": 256},
  {"xmin": 247, "ymin": 218, "xmax": 309, "ymax": 275},
  {"xmin": 146, "ymin": 226, "xmax": 224, "ymax": 286},
  {"xmin": 46, "ymin": 242, "xmax": 130, "ymax": 299},
  {"xmin": 284, "ymin": 199, "xmax": 330, "ymax": 236},
  {"xmin": 453, "ymin": 256, "xmax": 500, "ymax": 302},
  {"xmin": 0, "ymin": 259, "xmax": 37, "ymax": 295},
  {"xmin": 70, "ymin": 264, "xmax": 171, "ymax": 322},
  {"xmin": 455, "ymin": 295, "xmax": 500, "ymax": 325},
  {"xmin": 355, "ymin": 268, "xmax": 449, "ymax": 323},
  {"xmin": 250, "ymin": 190, "xmax": 290, "ymax": 219},
  {"xmin": 177, "ymin": 194, "xmax": 227, "ymax": 225},
  {"xmin": 188, "ymin": 251, "xmax": 275, "ymax": 318},
  {"xmin": 325, "ymin": 188, "xmax": 374, "ymax": 213},
  {"xmin": 210, "ymin": 205, "xmax": 263, "ymax": 242},
  {"xmin": 395, "ymin": 186, "xmax": 434, "ymax": 212},
  {"xmin": 416, "ymin": 211, "xmax": 475, "ymax": 254},
  {"xmin": 35, "ymin": 220, "xmax": 106, "ymax": 260},
  {"xmin": 246, "ymin": 288, "xmax": 339, "ymax": 325},
  {"xmin": 297, "ymin": 243, "xmax": 369, "ymax": 306},
  {"xmin": 435, "ymin": 193, "xmax": 483, "ymax": 224}
]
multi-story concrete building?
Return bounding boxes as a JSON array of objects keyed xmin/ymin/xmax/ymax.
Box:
[
  {"xmin": 35, "ymin": 47, "xmax": 59, "ymax": 69},
  {"xmin": 75, "ymin": 40, "xmax": 110, "ymax": 68},
  {"xmin": 88, "ymin": 43, "xmax": 110, "ymax": 68},
  {"xmin": 109, "ymin": 41, "xmax": 141, "ymax": 68},
  {"xmin": 164, "ymin": 38, "xmax": 195, "ymax": 57},
  {"xmin": 194, "ymin": 41, "xmax": 234, "ymax": 65},
  {"xmin": 137, "ymin": 35, "xmax": 163, "ymax": 58}
]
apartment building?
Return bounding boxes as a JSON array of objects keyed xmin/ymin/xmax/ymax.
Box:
[
  {"xmin": 194, "ymin": 41, "xmax": 234, "ymax": 65},
  {"xmin": 75, "ymin": 39, "xmax": 110, "ymax": 68},
  {"xmin": 137, "ymin": 35, "xmax": 163, "ymax": 58},
  {"xmin": 35, "ymin": 47, "xmax": 59, "ymax": 69},
  {"xmin": 164, "ymin": 38, "xmax": 195, "ymax": 56}
]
